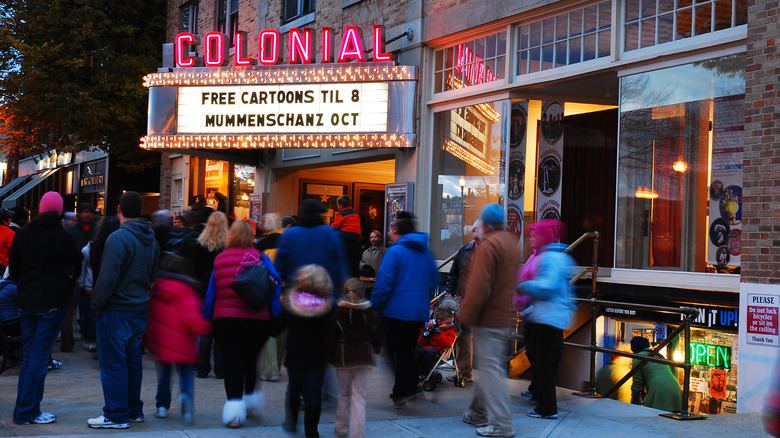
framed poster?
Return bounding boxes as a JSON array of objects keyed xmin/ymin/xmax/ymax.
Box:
[
  {"xmin": 249, "ymin": 193, "xmax": 264, "ymax": 223},
  {"xmin": 384, "ymin": 182, "xmax": 414, "ymax": 247},
  {"xmin": 299, "ymin": 180, "xmax": 349, "ymax": 225}
]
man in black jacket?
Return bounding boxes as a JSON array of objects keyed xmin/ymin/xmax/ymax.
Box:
[
  {"xmin": 445, "ymin": 219, "xmax": 481, "ymax": 383},
  {"xmin": 9, "ymin": 191, "xmax": 83, "ymax": 425}
]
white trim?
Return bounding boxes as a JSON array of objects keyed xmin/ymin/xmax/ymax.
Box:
[
  {"xmin": 280, "ymin": 12, "xmax": 316, "ymax": 34},
  {"xmin": 602, "ymin": 268, "xmax": 740, "ymax": 292},
  {"xmin": 616, "ymin": 42, "xmax": 745, "ymax": 77},
  {"xmin": 429, "ymin": 91, "xmax": 513, "ymax": 113}
]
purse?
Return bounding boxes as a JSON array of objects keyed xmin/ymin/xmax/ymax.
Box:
[{"xmin": 230, "ymin": 253, "xmax": 276, "ymax": 312}]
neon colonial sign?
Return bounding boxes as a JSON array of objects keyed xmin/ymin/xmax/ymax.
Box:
[{"xmin": 175, "ymin": 24, "xmax": 392, "ymax": 68}]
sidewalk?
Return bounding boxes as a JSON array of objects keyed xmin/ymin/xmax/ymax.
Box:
[{"xmin": 0, "ymin": 345, "xmax": 767, "ymax": 437}]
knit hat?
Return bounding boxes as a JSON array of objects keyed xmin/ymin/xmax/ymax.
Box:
[
  {"xmin": 630, "ymin": 336, "xmax": 650, "ymax": 353},
  {"xmin": 299, "ymin": 199, "xmax": 327, "ymax": 215},
  {"xmin": 480, "ymin": 203, "xmax": 505, "ymax": 225},
  {"xmin": 0, "ymin": 208, "xmax": 15, "ymax": 222},
  {"xmin": 39, "ymin": 191, "xmax": 64, "ymax": 215}
]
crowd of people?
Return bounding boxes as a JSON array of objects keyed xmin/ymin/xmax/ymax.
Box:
[{"xmin": 0, "ymin": 189, "xmax": 685, "ymax": 438}]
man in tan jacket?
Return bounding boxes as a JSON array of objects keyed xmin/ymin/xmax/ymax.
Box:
[{"xmin": 460, "ymin": 203, "xmax": 521, "ymax": 438}]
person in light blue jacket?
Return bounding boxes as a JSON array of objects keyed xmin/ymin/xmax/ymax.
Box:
[
  {"xmin": 518, "ymin": 237, "xmax": 576, "ymax": 421},
  {"xmin": 371, "ymin": 211, "xmax": 439, "ymax": 409}
]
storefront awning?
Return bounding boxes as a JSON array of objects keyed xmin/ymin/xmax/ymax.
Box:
[
  {"xmin": 2, "ymin": 168, "xmax": 61, "ymax": 209},
  {"xmin": 0, "ymin": 174, "xmax": 34, "ymax": 203}
]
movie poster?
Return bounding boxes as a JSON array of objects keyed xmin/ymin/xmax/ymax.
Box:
[
  {"xmin": 537, "ymin": 101, "xmax": 564, "ymax": 221},
  {"xmin": 507, "ymin": 101, "xmax": 528, "ymax": 241},
  {"xmin": 384, "ymin": 182, "xmax": 414, "ymax": 247},
  {"xmin": 707, "ymin": 95, "xmax": 744, "ymax": 271}
]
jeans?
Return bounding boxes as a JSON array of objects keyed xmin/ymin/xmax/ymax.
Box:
[
  {"xmin": 285, "ymin": 366, "xmax": 326, "ymax": 437},
  {"xmin": 155, "ymin": 362, "xmax": 194, "ymax": 413},
  {"xmin": 526, "ymin": 322, "xmax": 563, "ymax": 416},
  {"xmin": 13, "ymin": 307, "xmax": 66, "ymax": 424},
  {"xmin": 96, "ymin": 309, "xmax": 148, "ymax": 423},
  {"xmin": 467, "ymin": 325, "xmax": 514, "ymax": 432},
  {"xmin": 383, "ymin": 318, "xmax": 423, "ymax": 400},
  {"xmin": 77, "ymin": 290, "xmax": 96, "ymax": 343},
  {"xmin": 335, "ymin": 367, "xmax": 371, "ymax": 438}
]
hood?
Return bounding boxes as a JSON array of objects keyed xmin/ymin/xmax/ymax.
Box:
[
  {"xmin": 541, "ymin": 242, "xmax": 569, "ymax": 253},
  {"xmin": 155, "ymin": 271, "xmax": 203, "ymax": 295},
  {"xmin": 527, "ymin": 219, "xmax": 564, "ymax": 253},
  {"xmin": 122, "ymin": 220, "xmax": 156, "ymax": 246},
  {"xmin": 396, "ymin": 232, "xmax": 430, "ymax": 252},
  {"xmin": 30, "ymin": 211, "xmax": 63, "ymax": 228},
  {"xmin": 284, "ymin": 289, "xmax": 333, "ymax": 317},
  {"xmin": 151, "ymin": 276, "xmax": 199, "ymax": 304},
  {"xmin": 338, "ymin": 299, "xmax": 372, "ymax": 310}
]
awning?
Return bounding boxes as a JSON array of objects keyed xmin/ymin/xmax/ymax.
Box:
[
  {"xmin": 2, "ymin": 168, "xmax": 61, "ymax": 209},
  {"xmin": 0, "ymin": 174, "xmax": 34, "ymax": 203}
]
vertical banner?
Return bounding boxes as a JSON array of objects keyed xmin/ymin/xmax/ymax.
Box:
[
  {"xmin": 384, "ymin": 182, "xmax": 414, "ymax": 247},
  {"xmin": 707, "ymin": 95, "xmax": 744, "ymax": 271},
  {"xmin": 537, "ymin": 101, "xmax": 564, "ymax": 220},
  {"xmin": 507, "ymin": 101, "xmax": 528, "ymax": 241}
]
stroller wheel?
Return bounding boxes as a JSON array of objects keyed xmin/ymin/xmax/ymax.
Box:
[
  {"xmin": 435, "ymin": 372, "xmax": 443, "ymax": 383},
  {"xmin": 457, "ymin": 376, "xmax": 468, "ymax": 387},
  {"xmin": 423, "ymin": 380, "xmax": 436, "ymax": 391}
]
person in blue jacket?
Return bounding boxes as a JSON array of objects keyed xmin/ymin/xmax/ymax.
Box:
[{"xmin": 370, "ymin": 211, "xmax": 439, "ymax": 409}]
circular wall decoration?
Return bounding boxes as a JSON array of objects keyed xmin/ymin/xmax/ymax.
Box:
[
  {"xmin": 507, "ymin": 206, "xmax": 523, "ymax": 238},
  {"xmin": 510, "ymin": 107, "xmax": 527, "ymax": 148},
  {"xmin": 728, "ymin": 229, "xmax": 741, "ymax": 256},
  {"xmin": 719, "ymin": 185, "xmax": 742, "ymax": 225},
  {"xmin": 508, "ymin": 159, "xmax": 525, "ymax": 200},
  {"xmin": 541, "ymin": 102, "xmax": 564, "ymax": 145},
  {"xmin": 541, "ymin": 206, "xmax": 560, "ymax": 220},
  {"xmin": 537, "ymin": 155, "xmax": 561, "ymax": 197},
  {"xmin": 709, "ymin": 218, "xmax": 730, "ymax": 247}
]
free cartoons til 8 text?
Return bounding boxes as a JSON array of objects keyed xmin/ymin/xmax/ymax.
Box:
[{"xmin": 176, "ymin": 25, "xmax": 393, "ymax": 68}]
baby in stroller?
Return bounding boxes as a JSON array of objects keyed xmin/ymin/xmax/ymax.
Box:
[{"xmin": 416, "ymin": 297, "xmax": 459, "ymax": 391}]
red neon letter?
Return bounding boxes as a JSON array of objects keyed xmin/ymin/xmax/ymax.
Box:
[
  {"xmin": 372, "ymin": 25, "xmax": 392, "ymax": 62},
  {"xmin": 338, "ymin": 26, "xmax": 365, "ymax": 63},
  {"xmin": 259, "ymin": 29, "xmax": 280, "ymax": 65},
  {"xmin": 288, "ymin": 28, "xmax": 312, "ymax": 64},
  {"xmin": 234, "ymin": 31, "xmax": 255, "ymax": 66},
  {"xmin": 203, "ymin": 31, "xmax": 228, "ymax": 67},
  {"xmin": 175, "ymin": 32, "xmax": 197, "ymax": 68},
  {"xmin": 321, "ymin": 27, "xmax": 332, "ymax": 63}
]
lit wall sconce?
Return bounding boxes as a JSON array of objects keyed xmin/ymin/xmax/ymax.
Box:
[
  {"xmin": 241, "ymin": 193, "xmax": 249, "ymax": 201},
  {"xmin": 673, "ymin": 156, "xmax": 688, "ymax": 173},
  {"xmin": 635, "ymin": 186, "xmax": 659, "ymax": 199}
]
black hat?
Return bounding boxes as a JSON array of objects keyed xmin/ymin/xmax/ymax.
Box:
[
  {"xmin": 299, "ymin": 199, "xmax": 327, "ymax": 214},
  {"xmin": 0, "ymin": 208, "xmax": 16, "ymax": 222},
  {"xmin": 630, "ymin": 336, "xmax": 650, "ymax": 353}
]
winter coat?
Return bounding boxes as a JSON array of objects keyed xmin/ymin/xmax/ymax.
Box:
[
  {"xmin": 92, "ymin": 220, "xmax": 160, "ymax": 314},
  {"xmin": 417, "ymin": 321, "xmax": 457, "ymax": 355},
  {"xmin": 359, "ymin": 245, "xmax": 385, "ymax": 277},
  {"xmin": 255, "ymin": 230, "xmax": 281, "ymax": 262},
  {"xmin": 275, "ymin": 224, "xmax": 347, "ymax": 295},
  {"xmin": 331, "ymin": 208, "xmax": 361, "ymax": 235},
  {"xmin": 183, "ymin": 240, "xmax": 222, "ymax": 298},
  {"xmin": 445, "ymin": 241, "xmax": 476, "ymax": 297},
  {"xmin": 631, "ymin": 348, "xmax": 683, "ymax": 412},
  {"xmin": 144, "ymin": 273, "xmax": 212, "ymax": 364},
  {"xmin": 514, "ymin": 220, "xmax": 558, "ymax": 310},
  {"xmin": 67, "ymin": 221, "xmax": 97, "ymax": 253},
  {"xmin": 460, "ymin": 230, "xmax": 521, "ymax": 328},
  {"xmin": 9, "ymin": 212, "xmax": 83, "ymax": 309},
  {"xmin": 212, "ymin": 246, "xmax": 281, "ymax": 321},
  {"xmin": 327, "ymin": 300, "xmax": 382, "ymax": 368},
  {"xmin": 595, "ymin": 360, "xmax": 632, "ymax": 403},
  {"xmin": 0, "ymin": 224, "xmax": 15, "ymax": 269},
  {"xmin": 278, "ymin": 289, "xmax": 334, "ymax": 371},
  {"xmin": 370, "ymin": 232, "xmax": 439, "ymax": 323},
  {"xmin": 518, "ymin": 243, "xmax": 576, "ymax": 330}
]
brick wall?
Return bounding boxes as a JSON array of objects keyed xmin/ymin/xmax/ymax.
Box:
[
  {"xmin": 159, "ymin": 152, "xmax": 173, "ymax": 210},
  {"xmin": 741, "ymin": 0, "xmax": 780, "ymax": 284}
]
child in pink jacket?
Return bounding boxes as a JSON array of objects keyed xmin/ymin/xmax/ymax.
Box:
[{"xmin": 144, "ymin": 253, "xmax": 211, "ymax": 425}]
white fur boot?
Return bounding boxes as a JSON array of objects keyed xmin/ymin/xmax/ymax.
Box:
[
  {"xmin": 243, "ymin": 390, "xmax": 265, "ymax": 418},
  {"xmin": 222, "ymin": 399, "xmax": 246, "ymax": 428}
]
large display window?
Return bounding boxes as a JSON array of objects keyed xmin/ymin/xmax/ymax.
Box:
[{"xmin": 615, "ymin": 54, "xmax": 745, "ymax": 273}]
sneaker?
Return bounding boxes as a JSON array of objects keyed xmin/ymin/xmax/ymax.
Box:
[
  {"xmin": 520, "ymin": 390, "xmax": 534, "ymax": 398},
  {"xmin": 47, "ymin": 359, "xmax": 63, "ymax": 370},
  {"xmin": 527, "ymin": 409, "xmax": 558, "ymax": 420},
  {"xmin": 22, "ymin": 412, "xmax": 57, "ymax": 424},
  {"xmin": 154, "ymin": 407, "xmax": 168, "ymax": 418},
  {"xmin": 129, "ymin": 415, "xmax": 144, "ymax": 423},
  {"xmin": 476, "ymin": 425, "xmax": 515, "ymax": 437},
  {"xmin": 87, "ymin": 415, "xmax": 129, "ymax": 429},
  {"xmin": 196, "ymin": 372, "xmax": 209, "ymax": 379},
  {"xmin": 462, "ymin": 411, "xmax": 489, "ymax": 427}
]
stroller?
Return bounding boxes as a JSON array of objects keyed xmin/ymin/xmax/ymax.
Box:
[{"xmin": 419, "ymin": 293, "xmax": 466, "ymax": 391}]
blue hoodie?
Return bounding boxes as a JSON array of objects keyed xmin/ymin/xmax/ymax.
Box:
[
  {"xmin": 519, "ymin": 243, "xmax": 576, "ymax": 329},
  {"xmin": 371, "ymin": 232, "xmax": 439, "ymax": 322},
  {"xmin": 92, "ymin": 220, "xmax": 160, "ymax": 314}
]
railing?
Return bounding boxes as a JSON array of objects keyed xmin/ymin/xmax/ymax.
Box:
[{"xmin": 568, "ymin": 298, "xmax": 706, "ymax": 421}]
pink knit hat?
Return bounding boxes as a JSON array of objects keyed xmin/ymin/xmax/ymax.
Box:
[{"xmin": 39, "ymin": 191, "xmax": 64, "ymax": 215}]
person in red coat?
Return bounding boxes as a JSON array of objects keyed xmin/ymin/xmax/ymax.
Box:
[
  {"xmin": 144, "ymin": 253, "xmax": 211, "ymax": 425},
  {"xmin": 416, "ymin": 300, "xmax": 458, "ymax": 378},
  {"xmin": 331, "ymin": 196, "xmax": 362, "ymax": 277}
]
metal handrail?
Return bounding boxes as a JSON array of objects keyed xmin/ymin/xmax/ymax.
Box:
[{"xmin": 568, "ymin": 298, "xmax": 706, "ymax": 421}]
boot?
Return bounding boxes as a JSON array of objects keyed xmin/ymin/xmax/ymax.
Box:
[
  {"xmin": 304, "ymin": 405, "xmax": 321, "ymax": 438},
  {"xmin": 282, "ymin": 395, "xmax": 299, "ymax": 432},
  {"xmin": 222, "ymin": 399, "xmax": 246, "ymax": 428},
  {"xmin": 243, "ymin": 390, "xmax": 265, "ymax": 418}
]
